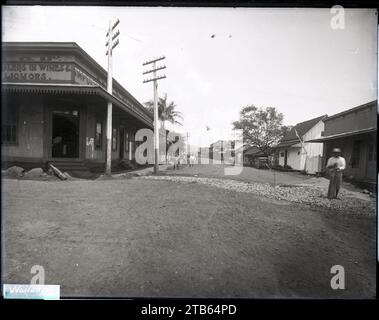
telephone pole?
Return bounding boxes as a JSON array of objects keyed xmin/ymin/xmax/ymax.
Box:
[
  {"xmin": 105, "ymin": 18, "xmax": 120, "ymax": 175},
  {"xmin": 142, "ymin": 56, "xmax": 166, "ymax": 175},
  {"xmin": 186, "ymin": 132, "xmax": 190, "ymax": 165}
]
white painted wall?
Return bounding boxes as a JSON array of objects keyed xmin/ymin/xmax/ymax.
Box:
[
  {"xmin": 301, "ymin": 120, "xmax": 325, "ymax": 173},
  {"xmin": 287, "ymin": 146, "xmax": 302, "ymax": 170},
  {"xmin": 277, "ymin": 120, "xmax": 325, "ymax": 173},
  {"xmin": 277, "ymin": 145, "xmax": 301, "ymax": 169}
]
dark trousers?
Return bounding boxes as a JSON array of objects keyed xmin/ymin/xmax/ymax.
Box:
[{"xmin": 328, "ymin": 170, "xmax": 342, "ymax": 199}]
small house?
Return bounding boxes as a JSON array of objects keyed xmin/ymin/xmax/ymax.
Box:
[{"xmin": 274, "ymin": 115, "xmax": 327, "ymax": 174}]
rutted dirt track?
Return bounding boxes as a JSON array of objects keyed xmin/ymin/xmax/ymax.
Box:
[{"xmin": 2, "ymin": 177, "xmax": 376, "ymax": 298}]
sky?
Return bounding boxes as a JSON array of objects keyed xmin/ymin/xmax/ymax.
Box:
[{"xmin": 2, "ymin": 6, "xmax": 378, "ymax": 147}]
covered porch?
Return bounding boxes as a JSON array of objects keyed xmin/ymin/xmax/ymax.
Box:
[{"xmin": 1, "ymin": 83, "xmax": 153, "ymax": 173}]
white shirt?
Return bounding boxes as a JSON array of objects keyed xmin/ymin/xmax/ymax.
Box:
[{"xmin": 327, "ymin": 156, "xmax": 346, "ymax": 170}]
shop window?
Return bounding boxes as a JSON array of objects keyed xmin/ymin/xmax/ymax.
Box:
[
  {"xmin": 95, "ymin": 116, "xmax": 103, "ymax": 149},
  {"xmin": 112, "ymin": 127, "xmax": 118, "ymax": 151},
  {"xmin": 350, "ymin": 140, "xmax": 361, "ymax": 168},
  {"xmin": 2, "ymin": 104, "xmax": 18, "ymax": 145}
]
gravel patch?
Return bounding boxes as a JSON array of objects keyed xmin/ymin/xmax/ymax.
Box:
[{"xmin": 139, "ymin": 175, "xmax": 376, "ymax": 215}]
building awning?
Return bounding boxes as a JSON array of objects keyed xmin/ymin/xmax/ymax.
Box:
[
  {"xmin": 272, "ymin": 140, "xmax": 301, "ymax": 148},
  {"xmin": 244, "ymin": 148, "xmax": 263, "ymax": 156},
  {"xmin": 306, "ymin": 127, "xmax": 376, "ymax": 143},
  {"xmin": 2, "ymin": 82, "xmax": 153, "ymax": 128}
]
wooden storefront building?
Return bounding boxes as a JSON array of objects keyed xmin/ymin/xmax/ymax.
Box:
[
  {"xmin": 1, "ymin": 42, "xmax": 153, "ymax": 172},
  {"xmin": 308, "ymin": 101, "xmax": 377, "ymax": 186}
]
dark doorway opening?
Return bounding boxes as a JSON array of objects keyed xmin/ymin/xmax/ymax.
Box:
[
  {"xmin": 52, "ymin": 110, "xmax": 79, "ymax": 158},
  {"xmin": 284, "ymin": 149, "xmax": 288, "ymax": 166},
  {"xmin": 119, "ymin": 127, "xmax": 125, "ymax": 159}
]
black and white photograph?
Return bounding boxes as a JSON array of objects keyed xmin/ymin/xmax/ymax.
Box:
[{"xmin": 1, "ymin": 3, "xmax": 377, "ymax": 303}]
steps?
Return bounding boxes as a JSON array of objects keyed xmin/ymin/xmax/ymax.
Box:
[{"xmin": 48, "ymin": 160, "xmax": 88, "ymax": 172}]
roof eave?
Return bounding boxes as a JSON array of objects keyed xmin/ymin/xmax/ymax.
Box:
[
  {"xmin": 2, "ymin": 83, "xmax": 153, "ymax": 128},
  {"xmin": 2, "ymin": 42, "xmax": 153, "ymax": 122},
  {"xmin": 306, "ymin": 127, "xmax": 377, "ymax": 142}
]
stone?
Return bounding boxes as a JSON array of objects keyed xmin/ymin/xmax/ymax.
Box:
[
  {"xmin": 5, "ymin": 166, "xmax": 25, "ymax": 178},
  {"xmin": 23, "ymin": 168, "xmax": 44, "ymax": 179},
  {"xmin": 139, "ymin": 175, "xmax": 375, "ymax": 215}
]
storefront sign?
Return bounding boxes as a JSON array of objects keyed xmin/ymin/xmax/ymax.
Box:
[
  {"xmin": 2, "ymin": 62, "xmax": 72, "ymax": 82},
  {"xmin": 73, "ymin": 66, "xmax": 103, "ymax": 87}
]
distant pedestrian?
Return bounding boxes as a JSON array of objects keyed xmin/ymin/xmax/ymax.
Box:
[
  {"xmin": 326, "ymin": 148, "xmax": 346, "ymax": 199},
  {"xmin": 189, "ymin": 154, "xmax": 196, "ymax": 167},
  {"xmin": 174, "ymin": 154, "xmax": 180, "ymax": 170}
]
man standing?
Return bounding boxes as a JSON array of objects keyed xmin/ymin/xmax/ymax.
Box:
[
  {"xmin": 326, "ymin": 148, "xmax": 346, "ymax": 199},
  {"xmin": 189, "ymin": 154, "xmax": 196, "ymax": 167},
  {"xmin": 174, "ymin": 153, "xmax": 180, "ymax": 170}
]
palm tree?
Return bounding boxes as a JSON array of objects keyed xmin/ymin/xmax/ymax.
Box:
[
  {"xmin": 144, "ymin": 93, "xmax": 183, "ymax": 131},
  {"xmin": 145, "ymin": 94, "xmax": 183, "ymax": 164}
]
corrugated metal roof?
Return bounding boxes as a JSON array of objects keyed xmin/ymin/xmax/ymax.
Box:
[
  {"xmin": 324, "ymin": 100, "xmax": 377, "ymax": 121},
  {"xmin": 244, "ymin": 146, "xmax": 261, "ymax": 155},
  {"xmin": 273, "ymin": 140, "xmax": 301, "ymax": 148},
  {"xmin": 280, "ymin": 114, "xmax": 327, "ymax": 142}
]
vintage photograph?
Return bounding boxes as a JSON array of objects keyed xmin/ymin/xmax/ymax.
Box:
[{"xmin": 1, "ymin": 5, "xmax": 377, "ymax": 299}]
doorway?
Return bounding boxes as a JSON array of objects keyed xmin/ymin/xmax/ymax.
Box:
[
  {"xmin": 119, "ymin": 127, "xmax": 125, "ymax": 159},
  {"xmin": 284, "ymin": 149, "xmax": 288, "ymax": 166},
  {"xmin": 52, "ymin": 110, "xmax": 80, "ymax": 158}
]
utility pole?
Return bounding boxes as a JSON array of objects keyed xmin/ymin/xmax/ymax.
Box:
[
  {"xmin": 142, "ymin": 56, "xmax": 166, "ymax": 175},
  {"xmin": 186, "ymin": 132, "xmax": 190, "ymax": 165},
  {"xmin": 105, "ymin": 18, "xmax": 120, "ymax": 176}
]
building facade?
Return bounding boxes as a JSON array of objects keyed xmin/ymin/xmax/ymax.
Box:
[
  {"xmin": 275, "ymin": 115, "xmax": 326, "ymax": 174},
  {"xmin": 1, "ymin": 42, "xmax": 153, "ymax": 172},
  {"xmin": 238, "ymin": 146, "xmax": 266, "ymax": 167},
  {"xmin": 308, "ymin": 101, "xmax": 377, "ymax": 183}
]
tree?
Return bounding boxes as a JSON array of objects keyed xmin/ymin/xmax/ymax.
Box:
[
  {"xmin": 144, "ymin": 93, "xmax": 183, "ymax": 130},
  {"xmin": 232, "ymin": 105, "xmax": 287, "ymax": 156}
]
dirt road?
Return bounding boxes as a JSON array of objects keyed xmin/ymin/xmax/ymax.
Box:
[{"xmin": 2, "ymin": 177, "xmax": 376, "ymax": 298}]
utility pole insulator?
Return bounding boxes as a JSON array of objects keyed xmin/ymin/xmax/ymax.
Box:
[
  {"xmin": 112, "ymin": 19, "xmax": 120, "ymax": 30},
  {"xmin": 112, "ymin": 39, "xmax": 120, "ymax": 50},
  {"xmin": 112, "ymin": 30, "xmax": 120, "ymax": 40},
  {"xmin": 142, "ymin": 56, "xmax": 166, "ymax": 66},
  {"xmin": 143, "ymin": 75, "xmax": 166, "ymax": 83},
  {"xmin": 143, "ymin": 65, "xmax": 166, "ymax": 75}
]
